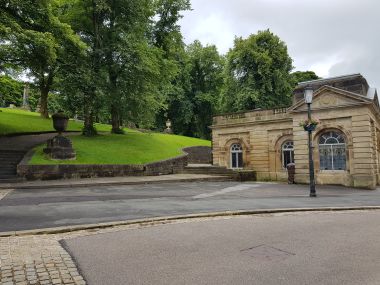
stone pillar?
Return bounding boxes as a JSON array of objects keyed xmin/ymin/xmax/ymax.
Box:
[
  {"xmin": 268, "ymin": 149, "xmax": 277, "ymax": 180},
  {"xmin": 351, "ymin": 114, "xmax": 376, "ymax": 189},
  {"xmin": 293, "ymin": 118, "xmax": 312, "ymax": 184},
  {"xmin": 211, "ymin": 130, "xmax": 220, "ymax": 166},
  {"xmin": 22, "ymin": 83, "xmax": 31, "ymax": 110},
  {"xmin": 371, "ymin": 122, "xmax": 379, "ymax": 184},
  {"xmin": 250, "ymin": 129, "xmax": 269, "ymax": 179}
]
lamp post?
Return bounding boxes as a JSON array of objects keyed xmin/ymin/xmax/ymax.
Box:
[{"xmin": 304, "ymin": 86, "xmax": 316, "ymax": 197}]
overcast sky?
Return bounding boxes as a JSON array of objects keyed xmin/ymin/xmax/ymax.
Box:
[{"xmin": 180, "ymin": 0, "xmax": 379, "ymax": 88}]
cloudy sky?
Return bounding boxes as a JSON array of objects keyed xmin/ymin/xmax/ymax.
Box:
[{"xmin": 180, "ymin": 0, "xmax": 379, "ymax": 88}]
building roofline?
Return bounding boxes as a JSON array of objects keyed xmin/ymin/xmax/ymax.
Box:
[
  {"xmin": 213, "ymin": 106, "xmax": 289, "ymax": 118},
  {"xmin": 297, "ymin": 73, "xmax": 363, "ymax": 86}
]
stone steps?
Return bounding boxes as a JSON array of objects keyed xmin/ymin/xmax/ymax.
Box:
[
  {"xmin": 0, "ymin": 150, "xmax": 26, "ymax": 181},
  {"xmin": 181, "ymin": 164, "xmax": 236, "ymax": 176},
  {"xmin": 0, "ymin": 176, "xmax": 25, "ymax": 183},
  {"xmin": 181, "ymin": 164, "xmax": 256, "ymax": 181}
]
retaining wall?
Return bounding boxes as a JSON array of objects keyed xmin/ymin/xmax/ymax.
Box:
[
  {"xmin": 182, "ymin": 146, "xmax": 212, "ymax": 164},
  {"xmin": 17, "ymin": 151, "xmax": 188, "ymax": 180}
]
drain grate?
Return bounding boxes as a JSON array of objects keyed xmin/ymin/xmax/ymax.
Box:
[{"xmin": 240, "ymin": 244, "xmax": 295, "ymax": 262}]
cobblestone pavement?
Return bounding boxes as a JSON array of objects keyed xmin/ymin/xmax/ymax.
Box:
[{"xmin": 0, "ymin": 233, "xmax": 86, "ymax": 285}]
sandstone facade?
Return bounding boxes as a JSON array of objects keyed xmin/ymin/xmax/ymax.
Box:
[{"xmin": 211, "ymin": 74, "xmax": 380, "ymax": 189}]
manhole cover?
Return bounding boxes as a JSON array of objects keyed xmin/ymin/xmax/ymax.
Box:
[{"xmin": 241, "ymin": 244, "xmax": 295, "ymax": 262}]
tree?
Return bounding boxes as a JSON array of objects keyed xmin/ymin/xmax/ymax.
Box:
[
  {"xmin": 151, "ymin": 0, "xmax": 191, "ymax": 132},
  {"xmin": 57, "ymin": 0, "xmax": 168, "ymax": 134},
  {"xmin": 291, "ymin": 71, "xmax": 320, "ymax": 86},
  {"xmin": 0, "ymin": 0, "xmax": 83, "ymax": 118},
  {"xmin": 168, "ymin": 40, "xmax": 224, "ymax": 138},
  {"xmin": 0, "ymin": 75, "xmax": 25, "ymax": 107},
  {"xmin": 220, "ymin": 30, "xmax": 294, "ymax": 112},
  {"xmin": 152, "ymin": 0, "xmax": 191, "ymax": 56},
  {"xmin": 101, "ymin": 0, "xmax": 164, "ymax": 133}
]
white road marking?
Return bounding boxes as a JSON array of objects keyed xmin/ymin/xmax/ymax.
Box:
[
  {"xmin": 193, "ymin": 184, "xmax": 259, "ymax": 199},
  {"xmin": 0, "ymin": 189, "xmax": 13, "ymax": 201}
]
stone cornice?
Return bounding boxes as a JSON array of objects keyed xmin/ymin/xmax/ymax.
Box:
[
  {"xmin": 210, "ymin": 118, "xmax": 292, "ymax": 130},
  {"xmin": 289, "ymin": 85, "xmax": 373, "ymax": 112},
  {"xmin": 289, "ymin": 102, "xmax": 372, "ymax": 114}
]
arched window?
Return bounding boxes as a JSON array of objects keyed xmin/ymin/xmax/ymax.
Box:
[
  {"xmin": 230, "ymin": 143, "xmax": 243, "ymax": 169},
  {"xmin": 282, "ymin": 141, "xmax": 294, "ymax": 168},
  {"xmin": 319, "ymin": 131, "xmax": 346, "ymax": 170}
]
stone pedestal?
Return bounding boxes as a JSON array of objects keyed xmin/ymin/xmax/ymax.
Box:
[
  {"xmin": 43, "ymin": 135, "xmax": 76, "ymax": 160},
  {"xmin": 163, "ymin": 127, "xmax": 173, "ymax": 134}
]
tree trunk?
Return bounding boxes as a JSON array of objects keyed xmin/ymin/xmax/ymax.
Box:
[
  {"xmin": 81, "ymin": 0, "xmax": 101, "ymax": 137},
  {"xmin": 38, "ymin": 71, "xmax": 54, "ymax": 119},
  {"xmin": 111, "ymin": 104, "xmax": 123, "ymax": 134},
  {"xmin": 39, "ymin": 87, "xmax": 49, "ymax": 118},
  {"xmin": 82, "ymin": 89, "xmax": 97, "ymax": 136},
  {"xmin": 109, "ymin": 68, "xmax": 123, "ymax": 133}
]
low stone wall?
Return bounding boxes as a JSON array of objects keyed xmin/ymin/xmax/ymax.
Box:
[
  {"xmin": 17, "ymin": 151, "xmax": 188, "ymax": 180},
  {"xmin": 182, "ymin": 146, "xmax": 212, "ymax": 164}
]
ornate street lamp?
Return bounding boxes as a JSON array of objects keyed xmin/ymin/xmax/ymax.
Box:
[{"xmin": 304, "ymin": 86, "xmax": 316, "ymax": 197}]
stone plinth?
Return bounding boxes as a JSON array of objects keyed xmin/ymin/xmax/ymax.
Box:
[{"xmin": 43, "ymin": 135, "xmax": 76, "ymax": 160}]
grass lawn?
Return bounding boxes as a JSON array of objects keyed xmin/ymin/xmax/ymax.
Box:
[
  {"xmin": 0, "ymin": 108, "xmax": 113, "ymax": 135},
  {"xmin": 29, "ymin": 133, "xmax": 211, "ymax": 165}
]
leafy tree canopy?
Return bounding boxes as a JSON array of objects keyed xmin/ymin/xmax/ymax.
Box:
[
  {"xmin": 0, "ymin": 0, "xmax": 84, "ymax": 118},
  {"xmin": 291, "ymin": 70, "xmax": 320, "ymax": 86},
  {"xmin": 220, "ymin": 29, "xmax": 294, "ymax": 112}
]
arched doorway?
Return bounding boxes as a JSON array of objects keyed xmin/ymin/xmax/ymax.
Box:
[
  {"xmin": 282, "ymin": 141, "xmax": 294, "ymax": 168},
  {"xmin": 230, "ymin": 143, "xmax": 243, "ymax": 169}
]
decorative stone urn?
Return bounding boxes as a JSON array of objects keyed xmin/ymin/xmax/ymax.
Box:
[
  {"xmin": 163, "ymin": 119, "xmax": 173, "ymax": 134},
  {"xmin": 43, "ymin": 111, "xmax": 76, "ymax": 160},
  {"xmin": 52, "ymin": 111, "xmax": 69, "ymax": 134}
]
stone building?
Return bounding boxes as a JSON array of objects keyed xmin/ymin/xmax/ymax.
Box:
[{"xmin": 211, "ymin": 74, "xmax": 380, "ymax": 189}]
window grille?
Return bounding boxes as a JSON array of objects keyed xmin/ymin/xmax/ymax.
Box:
[
  {"xmin": 230, "ymin": 144, "xmax": 243, "ymax": 169},
  {"xmin": 282, "ymin": 141, "xmax": 294, "ymax": 168},
  {"xmin": 319, "ymin": 131, "xmax": 346, "ymax": 170}
]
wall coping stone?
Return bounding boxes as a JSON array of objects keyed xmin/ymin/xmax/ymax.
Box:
[{"xmin": 17, "ymin": 146, "xmax": 210, "ymax": 181}]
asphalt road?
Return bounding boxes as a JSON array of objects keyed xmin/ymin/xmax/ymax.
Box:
[
  {"xmin": 1, "ymin": 181, "xmax": 380, "ymax": 232},
  {"xmin": 63, "ymin": 211, "xmax": 380, "ymax": 285}
]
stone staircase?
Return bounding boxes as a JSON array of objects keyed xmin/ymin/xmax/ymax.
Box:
[
  {"xmin": 181, "ymin": 164, "xmax": 236, "ymax": 175},
  {"xmin": 181, "ymin": 164, "xmax": 256, "ymax": 182},
  {"xmin": 0, "ymin": 150, "xmax": 26, "ymax": 182}
]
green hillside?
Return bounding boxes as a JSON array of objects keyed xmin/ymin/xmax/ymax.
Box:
[
  {"xmin": 30, "ymin": 133, "xmax": 210, "ymax": 165},
  {"xmin": 0, "ymin": 108, "xmax": 211, "ymax": 165},
  {"xmin": 0, "ymin": 108, "xmax": 112, "ymax": 135}
]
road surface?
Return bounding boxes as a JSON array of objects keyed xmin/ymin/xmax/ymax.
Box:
[
  {"xmin": 63, "ymin": 210, "xmax": 380, "ymax": 285},
  {"xmin": 1, "ymin": 182, "xmax": 380, "ymax": 231}
]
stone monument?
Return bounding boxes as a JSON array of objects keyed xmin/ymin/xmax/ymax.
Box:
[
  {"xmin": 163, "ymin": 119, "xmax": 173, "ymax": 134},
  {"xmin": 43, "ymin": 111, "xmax": 76, "ymax": 160},
  {"xmin": 21, "ymin": 83, "xmax": 31, "ymax": 111}
]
